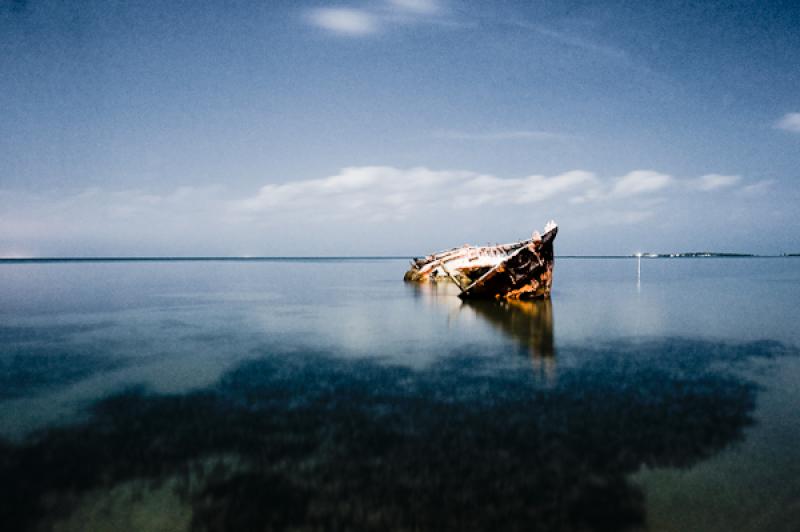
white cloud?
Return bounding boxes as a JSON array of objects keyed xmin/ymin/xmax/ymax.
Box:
[
  {"xmin": 453, "ymin": 170, "xmax": 596, "ymax": 208},
  {"xmin": 308, "ymin": 8, "xmax": 379, "ymax": 36},
  {"xmin": 610, "ymin": 170, "xmax": 672, "ymax": 198},
  {"xmin": 307, "ymin": 1, "xmax": 452, "ymax": 37},
  {"xmin": 691, "ymin": 174, "xmax": 741, "ymax": 191},
  {"xmin": 571, "ymin": 170, "xmax": 672, "ymax": 203},
  {"xmin": 234, "ymin": 166, "xmax": 596, "ymax": 219},
  {"xmin": 775, "ymin": 112, "xmax": 800, "ymax": 133},
  {"xmin": 389, "ymin": 0, "xmax": 440, "ymax": 15},
  {"xmin": 434, "ymin": 129, "xmax": 569, "ymax": 141}
]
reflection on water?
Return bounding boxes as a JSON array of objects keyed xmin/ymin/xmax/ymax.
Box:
[
  {"xmin": 461, "ymin": 299, "xmax": 556, "ymax": 380},
  {"xmin": 411, "ymin": 282, "xmax": 556, "ymax": 379}
]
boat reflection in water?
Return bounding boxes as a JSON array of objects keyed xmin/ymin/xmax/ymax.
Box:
[
  {"xmin": 460, "ymin": 298, "xmax": 556, "ymax": 380},
  {"xmin": 409, "ymin": 280, "xmax": 556, "ymax": 381}
]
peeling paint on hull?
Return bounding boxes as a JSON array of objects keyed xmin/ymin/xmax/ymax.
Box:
[{"xmin": 404, "ymin": 222, "xmax": 557, "ymax": 301}]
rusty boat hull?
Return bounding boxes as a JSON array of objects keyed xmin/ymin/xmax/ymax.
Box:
[{"xmin": 404, "ymin": 222, "xmax": 558, "ymax": 301}]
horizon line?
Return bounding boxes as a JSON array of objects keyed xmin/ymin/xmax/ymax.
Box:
[{"xmin": 1, "ymin": 254, "xmax": 796, "ymax": 263}]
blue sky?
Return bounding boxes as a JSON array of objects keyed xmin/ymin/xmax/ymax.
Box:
[{"xmin": 1, "ymin": 0, "xmax": 798, "ymax": 256}]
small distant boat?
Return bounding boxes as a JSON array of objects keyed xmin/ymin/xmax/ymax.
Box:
[{"xmin": 404, "ymin": 221, "xmax": 558, "ymax": 300}]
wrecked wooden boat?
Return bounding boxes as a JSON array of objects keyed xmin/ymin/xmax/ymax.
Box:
[{"xmin": 404, "ymin": 221, "xmax": 558, "ymax": 300}]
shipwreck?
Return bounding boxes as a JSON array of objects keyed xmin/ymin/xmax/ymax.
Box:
[{"xmin": 404, "ymin": 221, "xmax": 558, "ymax": 300}]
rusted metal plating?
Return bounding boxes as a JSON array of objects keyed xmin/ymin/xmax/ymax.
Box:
[
  {"xmin": 404, "ymin": 223, "xmax": 557, "ymax": 301},
  {"xmin": 459, "ymin": 226, "xmax": 556, "ymax": 300}
]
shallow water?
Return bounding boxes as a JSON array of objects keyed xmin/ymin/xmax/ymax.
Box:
[{"xmin": 1, "ymin": 258, "xmax": 799, "ymax": 531}]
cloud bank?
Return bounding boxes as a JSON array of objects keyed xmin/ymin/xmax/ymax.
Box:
[
  {"xmin": 1, "ymin": 165, "xmax": 780, "ymax": 256},
  {"xmin": 234, "ymin": 166, "xmax": 597, "ymax": 219}
]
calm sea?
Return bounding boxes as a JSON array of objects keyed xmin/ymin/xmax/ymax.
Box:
[{"xmin": 1, "ymin": 258, "xmax": 799, "ymax": 531}]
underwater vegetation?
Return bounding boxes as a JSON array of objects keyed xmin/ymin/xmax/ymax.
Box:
[{"xmin": 0, "ymin": 336, "xmax": 790, "ymax": 532}]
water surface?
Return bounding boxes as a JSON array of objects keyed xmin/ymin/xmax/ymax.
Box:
[{"xmin": 1, "ymin": 258, "xmax": 798, "ymax": 531}]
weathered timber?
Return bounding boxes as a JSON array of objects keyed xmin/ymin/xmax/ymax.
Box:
[
  {"xmin": 404, "ymin": 243, "xmax": 525, "ymax": 284},
  {"xmin": 404, "ymin": 221, "xmax": 558, "ymax": 301},
  {"xmin": 459, "ymin": 225, "xmax": 557, "ymax": 300}
]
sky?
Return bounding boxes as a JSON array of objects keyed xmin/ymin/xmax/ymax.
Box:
[{"xmin": 1, "ymin": 0, "xmax": 799, "ymax": 256}]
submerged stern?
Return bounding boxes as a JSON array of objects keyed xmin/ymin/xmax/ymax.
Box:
[
  {"xmin": 459, "ymin": 225, "xmax": 557, "ymax": 300},
  {"xmin": 404, "ymin": 221, "xmax": 558, "ymax": 300}
]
